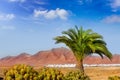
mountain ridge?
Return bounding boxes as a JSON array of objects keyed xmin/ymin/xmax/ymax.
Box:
[{"xmin": 0, "ymin": 47, "xmax": 119, "ymax": 67}]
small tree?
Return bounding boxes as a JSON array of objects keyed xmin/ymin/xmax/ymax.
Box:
[{"xmin": 54, "ymin": 26, "xmax": 112, "ymax": 72}]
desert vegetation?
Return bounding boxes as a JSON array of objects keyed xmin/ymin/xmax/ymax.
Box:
[
  {"xmin": 108, "ymin": 76, "xmax": 120, "ymax": 80},
  {"xmin": 3, "ymin": 64, "xmax": 90, "ymax": 80},
  {"xmin": 0, "ymin": 26, "xmax": 117, "ymax": 80},
  {"xmin": 4, "ymin": 64, "xmax": 38, "ymax": 80},
  {"xmin": 1, "ymin": 64, "xmax": 120, "ymax": 80},
  {"xmin": 54, "ymin": 26, "xmax": 112, "ymax": 72}
]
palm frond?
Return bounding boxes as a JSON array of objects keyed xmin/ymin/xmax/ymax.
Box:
[{"xmin": 54, "ymin": 26, "xmax": 112, "ymax": 61}]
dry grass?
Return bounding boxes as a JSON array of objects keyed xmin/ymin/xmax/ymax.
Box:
[
  {"xmin": 51, "ymin": 66, "xmax": 120, "ymax": 80},
  {"xmin": 0, "ymin": 66, "xmax": 120, "ymax": 80},
  {"xmin": 85, "ymin": 67, "xmax": 120, "ymax": 80}
]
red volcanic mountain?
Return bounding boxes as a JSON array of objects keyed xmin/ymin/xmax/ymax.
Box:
[
  {"xmin": 0, "ymin": 47, "xmax": 119, "ymax": 67},
  {"xmin": 0, "ymin": 48, "xmax": 76, "ymax": 67}
]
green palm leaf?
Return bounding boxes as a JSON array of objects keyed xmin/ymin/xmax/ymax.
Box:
[{"xmin": 54, "ymin": 26, "xmax": 112, "ymax": 73}]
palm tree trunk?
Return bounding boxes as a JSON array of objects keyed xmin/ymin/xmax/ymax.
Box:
[{"xmin": 76, "ymin": 59, "xmax": 84, "ymax": 73}]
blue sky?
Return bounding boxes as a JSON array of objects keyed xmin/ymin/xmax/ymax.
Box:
[{"xmin": 0, "ymin": 0, "xmax": 120, "ymax": 57}]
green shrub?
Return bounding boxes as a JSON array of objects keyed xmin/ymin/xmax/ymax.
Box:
[
  {"xmin": 4, "ymin": 64, "xmax": 91, "ymax": 80},
  {"xmin": 64, "ymin": 71, "xmax": 90, "ymax": 80},
  {"xmin": 38, "ymin": 68, "xmax": 64, "ymax": 80},
  {"xmin": 108, "ymin": 76, "xmax": 120, "ymax": 80},
  {"xmin": 4, "ymin": 64, "xmax": 39, "ymax": 80}
]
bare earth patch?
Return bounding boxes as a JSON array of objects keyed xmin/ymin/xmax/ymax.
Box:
[
  {"xmin": 85, "ymin": 67, "xmax": 120, "ymax": 80},
  {"xmin": 50, "ymin": 66, "xmax": 120, "ymax": 80}
]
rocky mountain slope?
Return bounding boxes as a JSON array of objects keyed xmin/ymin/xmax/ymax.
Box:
[{"xmin": 0, "ymin": 47, "xmax": 119, "ymax": 67}]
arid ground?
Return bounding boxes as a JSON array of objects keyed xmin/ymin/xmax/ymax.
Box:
[
  {"xmin": 0, "ymin": 66, "xmax": 120, "ymax": 80},
  {"xmin": 85, "ymin": 67, "xmax": 120, "ymax": 80},
  {"xmin": 59, "ymin": 66, "xmax": 120, "ymax": 80}
]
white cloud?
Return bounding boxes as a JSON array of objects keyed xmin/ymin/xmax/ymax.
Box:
[
  {"xmin": 34, "ymin": 8, "xmax": 69, "ymax": 20},
  {"xmin": 56, "ymin": 8, "xmax": 69, "ymax": 20},
  {"xmin": 34, "ymin": 1, "xmax": 46, "ymax": 5},
  {"xmin": 45, "ymin": 10, "xmax": 58, "ymax": 19},
  {"xmin": 34, "ymin": 10, "xmax": 48, "ymax": 17},
  {"xmin": 78, "ymin": 0, "xmax": 92, "ymax": 5},
  {"xmin": 0, "ymin": 26, "xmax": 15, "ymax": 30},
  {"xmin": 0, "ymin": 14, "xmax": 15, "ymax": 21},
  {"xmin": 102, "ymin": 15, "xmax": 120, "ymax": 23},
  {"xmin": 110, "ymin": 0, "xmax": 120, "ymax": 12},
  {"xmin": 8, "ymin": 0, "xmax": 25, "ymax": 3}
]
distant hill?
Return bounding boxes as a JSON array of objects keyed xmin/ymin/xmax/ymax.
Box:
[{"xmin": 0, "ymin": 47, "xmax": 119, "ymax": 67}]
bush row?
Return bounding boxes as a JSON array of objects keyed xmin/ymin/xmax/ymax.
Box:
[
  {"xmin": 108, "ymin": 76, "xmax": 120, "ymax": 80},
  {"xmin": 3, "ymin": 64, "xmax": 120, "ymax": 80},
  {"xmin": 4, "ymin": 64, "xmax": 90, "ymax": 80}
]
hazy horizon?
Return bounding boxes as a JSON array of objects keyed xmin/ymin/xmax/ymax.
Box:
[{"xmin": 0, "ymin": 0, "xmax": 120, "ymax": 58}]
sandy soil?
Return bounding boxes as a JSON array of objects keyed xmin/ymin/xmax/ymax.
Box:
[
  {"xmin": 54, "ymin": 66, "xmax": 120, "ymax": 80},
  {"xmin": 85, "ymin": 67, "xmax": 120, "ymax": 80},
  {"xmin": 0, "ymin": 66, "xmax": 120, "ymax": 80}
]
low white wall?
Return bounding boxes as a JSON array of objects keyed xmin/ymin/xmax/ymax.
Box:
[
  {"xmin": 46, "ymin": 64, "xmax": 76, "ymax": 68},
  {"xmin": 45, "ymin": 64, "xmax": 120, "ymax": 68},
  {"xmin": 84, "ymin": 64, "xmax": 120, "ymax": 67}
]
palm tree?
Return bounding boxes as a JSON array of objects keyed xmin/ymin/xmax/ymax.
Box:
[{"xmin": 54, "ymin": 26, "xmax": 112, "ymax": 72}]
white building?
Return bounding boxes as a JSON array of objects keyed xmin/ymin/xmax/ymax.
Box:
[
  {"xmin": 46, "ymin": 64, "xmax": 76, "ymax": 68},
  {"xmin": 46, "ymin": 63, "xmax": 120, "ymax": 68}
]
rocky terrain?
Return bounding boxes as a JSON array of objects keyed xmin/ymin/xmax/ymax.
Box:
[{"xmin": 0, "ymin": 47, "xmax": 119, "ymax": 67}]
